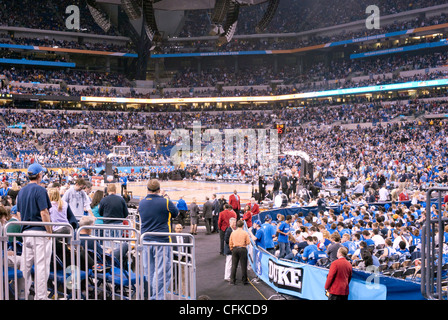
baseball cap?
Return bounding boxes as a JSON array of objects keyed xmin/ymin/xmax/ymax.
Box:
[
  {"xmin": 317, "ymin": 243, "xmax": 325, "ymax": 250},
  {"xmin": 264, "ymin": 214, "xmax": 272, "ymax": 221},
  {"xmin": 254, "ymin": 220, "xmax": 262, "ymax": 226},
  {"xmin": 27, "ymin": 163, "xmax": 47, "ymax": 176}
]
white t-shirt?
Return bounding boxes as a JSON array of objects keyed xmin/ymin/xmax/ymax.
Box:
[
  {"xmin": 372, "ymin": 234, "xmax": 385, "ymax": 246},
  {"xmin": 378, "ymin": 188, "xmax": 389, "ymax": 201},
  {"xmin": 62, "ymin": 186, "xmax": 90, "ymax": 217}
]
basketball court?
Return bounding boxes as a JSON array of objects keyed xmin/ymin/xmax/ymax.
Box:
[
  {"xmin": 116, "ymin": 179, "xmax": 254, "ymax": 205},
  {"xmin": 94, "ymin": 145, "xmax": 254, "ymax": 205}
]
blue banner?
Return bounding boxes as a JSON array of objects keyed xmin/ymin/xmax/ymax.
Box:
[
  {"xmin": 7, "ymin": 122, "xmax": 26, "ymax": 129},
  {"xmin": 329, "ymin": 30, "xmax": 409, "ymax": 47},
  {"xmin": 0, "ymin": 58, "xmax": 75, "ymax": 67},
  {"xmin": 248, "ymin": 237, "xmax": 424, "ymax": 300},
  {"xmin": 350, "ymin": 39, "xmax": 448, "ymax": 59},
  {"xmin": 92, "ymin": 165, "xmax": 175, "ymax": 174},
  {"xmin": 151, "ymin": 50, "xmax": 269, "ymax": 58}
]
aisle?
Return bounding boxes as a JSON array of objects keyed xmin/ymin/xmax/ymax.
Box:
[{"xmin": 191, "ymin": 225, "xmax": 297, "ymax": 300}]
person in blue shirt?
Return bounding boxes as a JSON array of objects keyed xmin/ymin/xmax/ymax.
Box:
[
  {"xmin": 303, "ymin": 215, "xmax": 313, "ymax": 228},
  {"xmin": 0, "ymin": 181, "xmax": 10, "ymax": 197},
  {"xmin": 139, "ymin": 179, "xmax": 179, "ymax": 300},
  {"xmin": 277, "ymin": 215, "xmax": 292, "ymax": 259},
  {"xmin": 341, "ymin": 233, "xmax": 357, "ymax": 255},
  {"xmin": 261, "ymin": 215, "xmax": 277, "ymax": 255},
  {"xmin": 396, "ymin": 240, "xmax": 411, "ymax": 262},
  {"xmin": 301, "ymin": 236, "xmax": 319, "ymax": 264},
  {"xmin": 443, "ymin": 225, "xmax": 448, "ymax": 244},
  {"xmin": 16, "ymin": 163, "xmax": 53, "ymax": 300},
  {"xmin": 250, "ymin": 220, "xmax": 265, "ymax": 249},
  {"xmin": 176, "ymin": 196, "xmax": 188, "ymax": 227},
  {"xmin": 337, "ymin": 222, "xmax": 351, "ymax": 238},
  {"xmin": 327, "ymin": 222, "xmax": 338, "ymax": 235},
  {"xmin": 362, "ymin": 230, "xmax": 375, "ymax": 247},
  {"xmin": 119, "ymin": 172, "xmax": 128, "ymax": 196},
  {"xmin": 410, "ymin": 228, "xmax": 421, "ymax": 251},
  {"xmin": 284, "ymin": 243, "xmax": 302, "ymax": 262},
  {"xmin": 309, "ymin": 242, "xmax": 328, "ymax": 265}
]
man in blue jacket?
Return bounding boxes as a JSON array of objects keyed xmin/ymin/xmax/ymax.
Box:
[
  {"xmin": 139, "ymin": 179, "xmax": 179, "ymax": 300},
  {"xmin": 176, "ymin": 195, "xmax": 188, "ymax": 227}
]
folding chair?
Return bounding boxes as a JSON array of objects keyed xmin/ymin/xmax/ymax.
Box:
[
  {"xmin": 391, "ymin": 270, "xmax": 404, "ymax": 278},
  {"xmin": 47, "ymin": 254, "xmax": 88, "ymax": 300},
  {"xmin": 400, "ymin": 259, "xmax": 413, "ymax": 269},
  {"xmin": 378, "ymin": 263, "xmax": 389, "ymax": 273},
  {"xmin": 402, "ymin": 266, "xmax": 417, "ymax": 280},
  {"xmin": 87, "ymin": 249, "xmax": 136, "ymax": 300},
  {"xmin": 316, "ymin": 258, "xmax": 330, "ymax": 268},
  {"xmin": 6, "ymin": 267, "xmax": 23, "ymax": 300}
]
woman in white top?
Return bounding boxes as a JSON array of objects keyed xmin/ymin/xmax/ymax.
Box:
[
  {"xmin": 410, "ymin": 191, "xmax": 419, "ymax": 206},
  {"xmin": 48, "ymin": 188, "xmax": 72, "ymax": 234}
]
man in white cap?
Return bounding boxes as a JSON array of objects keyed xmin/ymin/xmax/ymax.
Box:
[{"xmin": 16, "ymin": 163, "xmax": 53, "ymax": 300}]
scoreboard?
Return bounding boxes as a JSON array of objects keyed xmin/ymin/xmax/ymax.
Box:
[{"xmin": 276, "ymin": 124, "xmax": 285, "ymax": 134}]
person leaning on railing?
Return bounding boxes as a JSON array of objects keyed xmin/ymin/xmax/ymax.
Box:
[
  {"xmin": 16, "ymin": 162, "xmax": 53, "ymax": 300},
  {"xmin": 138, "ymin": 179, "xmax": 179, "ymax": 300}
]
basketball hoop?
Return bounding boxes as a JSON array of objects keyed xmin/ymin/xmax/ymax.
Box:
[{"xmin": 107, "ymin": 145, "xmax": 131, "ymax": 159}]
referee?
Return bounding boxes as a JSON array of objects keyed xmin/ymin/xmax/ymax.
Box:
[{"xmin": 138, "ymin": 179, "xmax": 179, "ymax": 299}]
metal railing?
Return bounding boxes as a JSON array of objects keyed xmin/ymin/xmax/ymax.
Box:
[
  {"xmin": 2, "ymin": 221, "xmax": 75, "ymax": 300},
  {"xmin": 73, "ymin": 223, "xmax": 140, "ymax": 300},
  {"xmin": 0, "ymin": 221, "xmax": 196, "ymax": 300},
  {"xmin": 139, "ymin": 232, "xmax": 196, "ymax": 300},
  {"xmin": 421, "ymin": 187, "xmax": 448, "ymax": 300}
]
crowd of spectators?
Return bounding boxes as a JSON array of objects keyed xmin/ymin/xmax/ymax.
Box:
[
  {"xmin": 1, "ymin": 27, "xmax": 448, "ymax": 102},
  {"xmin": 1, "ymin": 66, "xmax": 130, "ymax": 88},
  {"xmin": 0, "ymin": 98, "xmax": 447, "ymax": 176},
  {"xmin": 243, "ymin": 118, "xmax": 448, "ymax": 279},
  {"xmin": 0, "ymin": 126, "xmax": 173, "ymax": 169},
  {"xmin": 4, "ymin": 55, "xmax": 446, "ymax": 100},
  {"xmin": 0, "ymin": 96, "xmax": 447, "ymax": 284},
  {"xmin": 3, "ymin": 99, "xmax": 444, "ymax": 132},
  {"xmin": 164, "ymin": 52, "xmax": 448, "ymax": 94},
  {"xmin": 3, "ymin": 0, "xmax": 448, "ymax": 296}
]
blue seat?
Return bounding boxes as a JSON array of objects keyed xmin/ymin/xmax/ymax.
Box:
[
  {"xmin": 87, "ymin": 249, "xmax": 136, "ymax": 299},
  {"xmin": 47, "ymin": 255, "xmax": 88, "ymax": 299},
  {"xmin": 104, "ymin": 266, "xmax": 137, "ymax": 287},
  {"xmin": 7, "ymin": 267, "xmax": 23, "ymax": 279}
]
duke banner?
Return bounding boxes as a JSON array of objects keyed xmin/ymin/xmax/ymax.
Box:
[{"xmin": 247, "ymin": 241, "xmax": 425, "ymax": 300}]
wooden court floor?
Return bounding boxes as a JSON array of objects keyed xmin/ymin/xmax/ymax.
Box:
[{"xmin": 112, "ymin": 180, "xmax": 254, "ymax": 205}]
